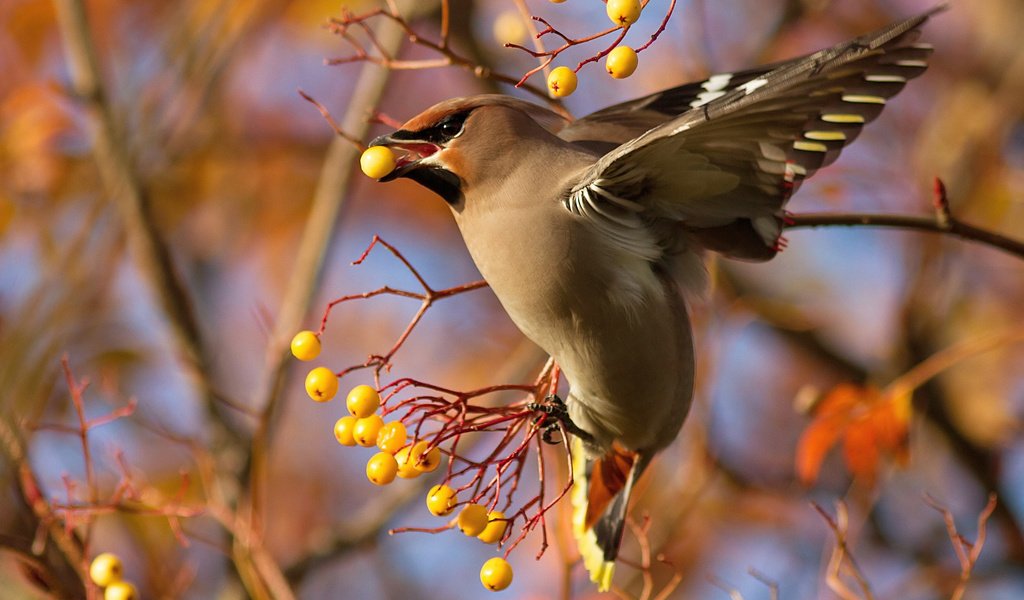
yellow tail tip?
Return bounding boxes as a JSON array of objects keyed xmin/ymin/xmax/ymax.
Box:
[
  {"xmin": 571, "ymin": 437, "xmax": 616, "ymax": 591},
  {"xmin": 593, "ymin": 561, "xmax": 615, "ymax": 592}
]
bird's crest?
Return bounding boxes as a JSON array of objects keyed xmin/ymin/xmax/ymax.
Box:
[{"xmin": 401, "ymin": 94, "xmax": 569, "ymax": 135}]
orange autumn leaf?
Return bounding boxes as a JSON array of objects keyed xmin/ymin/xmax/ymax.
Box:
[{"xmin": 796, "ymin": 384, "xmax": 911, "ymax": 486}]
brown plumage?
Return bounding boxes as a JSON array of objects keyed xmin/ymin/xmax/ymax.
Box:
[{"xmin": 369, "ymin": 6, "xmax": 944, "ymax": 590}]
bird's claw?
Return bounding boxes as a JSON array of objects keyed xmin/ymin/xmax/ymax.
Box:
[{"xmin": 527, "ymin": 394, "xmax": 594, "ymax": 445}]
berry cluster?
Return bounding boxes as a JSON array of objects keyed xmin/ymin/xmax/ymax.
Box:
[
  {"xmin": 291, "ymin": 331, "xmax": 533, "ymax": 592},
  {"xmin": 545, "ymin": 0, "xmax": 643, "ymax": 98},
  {"xmin": 89, "ymin": 553, "xmax": 138, "ymax": 600}
]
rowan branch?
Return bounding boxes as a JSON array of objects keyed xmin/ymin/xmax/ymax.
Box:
[{"xmin": 785, "ymin": 179, "xmax": 1024, "ymax": 258}]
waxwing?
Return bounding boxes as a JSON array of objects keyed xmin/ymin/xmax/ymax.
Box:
[{"xmin": 369, "ymin": 6, "xmax": 943, "ymax": 591}]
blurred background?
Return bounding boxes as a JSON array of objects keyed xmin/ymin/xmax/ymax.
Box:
[{"xmin": 2, "ymin": 0, "xmax": 1023, "ymax": 598}]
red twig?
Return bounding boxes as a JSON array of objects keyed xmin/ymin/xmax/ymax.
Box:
[
  {"xmin": 320, "ymin": 257, "xmax": 572, "ymax": 560},
  {"xmin": 506, "ymin": 0, "xmax": 676, "ymax": 86},
  {"xmin": 325, "ymin": 4, "xmax": 557, "ymax": 107},
  {"xmin": 318, "ymin": 235, "xmax": 487, "ymax": 379},
  {"xmin": 35, "ymin": 359, "xmax": 204, "ymax": 569},
  {"xmin": 298, "ymin": 90, "xmax": 364, "ymax": 151}
]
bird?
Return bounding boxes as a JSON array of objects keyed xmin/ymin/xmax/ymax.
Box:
[{"xmin": 367, "ymin": 6, "xmax": 943, "ymax": 591}]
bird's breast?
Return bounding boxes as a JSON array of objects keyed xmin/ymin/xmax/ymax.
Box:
[{"xmin": 453, "ymin": 201, "xmax": 694, "ymax": 452}]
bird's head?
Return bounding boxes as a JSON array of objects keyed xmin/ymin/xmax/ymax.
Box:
[{"xmin": 369, "ymin": 95, "xmax": 568, "ymax": 209}]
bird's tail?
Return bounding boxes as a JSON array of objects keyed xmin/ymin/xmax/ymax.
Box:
[{"xmin": 571, "ymin": 437, "xmax": 649, "ymax": 592}]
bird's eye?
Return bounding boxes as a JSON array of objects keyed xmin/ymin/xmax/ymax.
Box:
[
  {"xmin": 440, "ymin": 119, "xmax": 463, "ymax": 138},
  {"xmin": 436, "ymin": 112, "xmax": 468, "ymax": 140}
]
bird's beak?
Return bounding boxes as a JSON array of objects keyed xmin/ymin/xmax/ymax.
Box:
[
  {"xmin": 369, "ymin": 132, "xmax": 463, "ymax": 204},
  {"xmin": 368, "ymin": 133, "xmax": 440, "ymax": 182}
]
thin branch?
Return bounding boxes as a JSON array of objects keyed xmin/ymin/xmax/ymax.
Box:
[
  {"xmin": 785, "ymin": 212, "xmax": 1024, "ymax": 258},
  {"xmin": 812, "ymin": 501, "xmax": 874, "ymax": 600},
  {"xmin": 326, "ymin": 4, "xmax": 561, "ymax": 111},
  {"xmin": 297, "ymin": 90, "xmax": 364, "ymax": 151},
  {"xmin": 282, "ymin": 339, "xmax": 548, "ymax": 585},
  {"xmin": 923, "ymin": 493, "xmax": 998, "ymax": 600}
]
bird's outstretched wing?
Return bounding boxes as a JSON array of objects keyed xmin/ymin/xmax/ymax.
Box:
[
  {"xmin": 560, "ymin": 64, "xmax": 780, "ymax": 148},
  {"xmin": 563, "ymin": 6, "xmax": 944, "ymax": 260}
]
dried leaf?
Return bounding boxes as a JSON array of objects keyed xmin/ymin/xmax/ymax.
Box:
[{"xmin": 796, "ymin": 384, "xmax": 912, "ymax": 486}]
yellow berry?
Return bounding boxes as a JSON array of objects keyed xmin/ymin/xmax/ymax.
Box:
[
  {"xmin": 360, "ymin": 145, "xmax": 396, "ymax": 179},
  {"xmin": 547, "ymin": 67, "xmax": 578, "ymax": 98},
  {"xmin": 606, "ymin": 45, "xmax": 638, "ymax": 79},
  {"xmin": 346, "ymin": 384, "xmax": 380, "ymax": 418},
  {"xmin": 104, "ymin": 581, "xmax": 138, "ymax": 600},
  {"xmin": 305, "ymin": 367, "xmax": 338, "ymax": 403},
  {"xmin": 426, "ymin": 484, "xmax": 458, "ymax": 516},
  {"xmin": 410, "ymin": 440, "xmax": 443, "ymax": 472},
  {"xmin": 606, "ymin": 0, "xmax": 642, "ymax": 27},
  {"xmin": 334, "ymin": 416, "xmax": 358, "ymax": 446},
  {"xmin": 89, "ymin": 552, "xmax": 123, "ymax": 587},
  {"xmin": 477, "ymin": 510, "xmax": 508, "ymax": 544},
  {"xmin": 366, "ymin": 451, "xmax": 399, "ymax": 485},
  {"xmin": 480, "ymin": 557, "xmax": 514, "ymax": 592},
  {"xmin": 394, "ymin": 446, "xmax": 422, "ymax": 479},
  {"xmin": 376, "ymin": 421, "xmax": 407, "ymax": 454},
  {"xmin": 290, "ymin": 330, "xmax": 321, "ymax": 361},
  {"xmin": 458, "ymin": 503, "xmax": 490, "ymax": 537},
  {"xmin": 353, "ymin": 414, "xmax": 384, "ymax": 447},
  {"xmin": 493, "ymin": 11, "xmax": 527, "ymax": 45}
]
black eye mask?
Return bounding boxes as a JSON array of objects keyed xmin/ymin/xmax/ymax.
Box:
[{"xmin": 391, "ymin": 110, "xmax": 470, "ymax": 146}]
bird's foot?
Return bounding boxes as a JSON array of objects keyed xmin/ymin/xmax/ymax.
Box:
[{"xmin": 527, "ymin": 394, "xmax": 594, "ymax": 445}]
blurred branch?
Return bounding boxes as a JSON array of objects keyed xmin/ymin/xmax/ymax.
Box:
[
  {"xmin": 0, "ymin": 414, "xmax": 86, "ymax": 599},
  {"xmin": 813, "ymin": 501, "xmax": 874, "ymax": 600},
  {"xmin": 923, "ymin": 493, "xmax": 997, "ymax": 600},
  {"xmin": 885, "ymin": 328, "xmax": 1024, "ymax": 400},
  {"xmin": 52, "ymin": 0, "xmax": 243, "ymax": 442},
  {"xmin": 245, "ymin": 0, "xmax": 435, "ymax": 512},
  {"xmin": 719, "ymin": 250, "xmax": 1024, "ymax": 563}
]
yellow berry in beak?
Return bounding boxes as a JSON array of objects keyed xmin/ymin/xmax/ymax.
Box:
[
  {"xmin": 360, "ymin": 145, "xmax": 397, "ymax": 179},
  {"xmin": 606, "ymin": 46, "xmax": 639, "ymax": 79},
  {"xmin": 547, "ymin": 66, "xmax": 578, "ymax": 98},
  {"xmin": 606, "ymin": 0, "xmax": 642, "ymax": 27}
]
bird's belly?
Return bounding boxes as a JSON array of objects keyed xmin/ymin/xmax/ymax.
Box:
[{"xmin": 455, "ymin": 212, "xmax": 694, "ymax": 451}]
